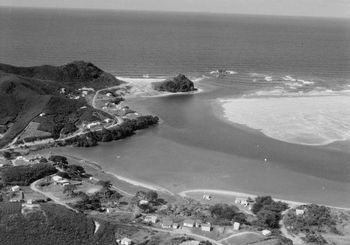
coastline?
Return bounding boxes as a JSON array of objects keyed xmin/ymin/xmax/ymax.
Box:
[{"xmin": 45, "ymin": 152, "xmax": 350, "ymax": 211}]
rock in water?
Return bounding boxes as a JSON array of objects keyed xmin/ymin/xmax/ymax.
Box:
[{"xmin": 152, "ymin": 74, "xmax": 197, "ymax": 93}]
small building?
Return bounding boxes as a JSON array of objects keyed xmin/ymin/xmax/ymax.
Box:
[
  {"xmin": 183, "ymin": 219, "xmax": 195, "ymax": 228},
  {"xmin": 172, "ymin": 223, "xmax": 180, "ymax": 229},
  {"xmin": 52, "ymin": 175, "xmax": 63, "ymax": 182},
  {"xmin": 235, "ymin": 197, "xmax": 249, "ymax": 207},
  {"xmin": 104, "ymin": 118, "xmax": 113, "ymax": 123},
  {"xmin": 139, "ymin": 200, "xmax": 149, "ymax": 206},
  {"xmin": 262, "ymin": 229, "xmax": 272, "ymax": 236},
  {"xmin": 201, "ymin": 223, "xmax": 212, "ymax": 232},
  {"xmin": 27, "ymin": 199, "xmax": 33, "ymax": 204},
  {"xmin": 144, "ymin": 215, "xmax": 158, "ymax": 224},
  {"xmin": 233, "ymin": 222, "xmax": 240, "ymax": 231},
  {"xmin": 295, "ymin": 209, "xmax": 305, "ymax": 216},
  {"xmin": 195, "ymin": 220, "xmax": 202, "ymax": 228},
  {"xmin": 202, "ymin": 194, "xmax": 212, "ymax": 201},
  {"xmin": 120, "ymin": 237, "xmax": 133, "ymax": 245},
  {"xmin": 39, "ymin": 113, "xmax": 46, "ymax": 117},
  {"xmin": 161, "ymin": 219, "xmax": 173, "ymax": 229},
  {"xmin": 11, "ymin": 185, "xmax": 20, "ymax": 192},
  {"xmin": 106, "ymin": 92, "xmax": 113, "ymax": 97}
]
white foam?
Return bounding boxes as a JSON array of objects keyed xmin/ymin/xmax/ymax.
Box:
[{"xmin": 218, "ymin": 95, "xmax": 350, "ymax": 145}]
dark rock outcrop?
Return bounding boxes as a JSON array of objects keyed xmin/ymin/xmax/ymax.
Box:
[{"xmin": 152, "ymin": 74, "xmax": 197, "ymax": 93}]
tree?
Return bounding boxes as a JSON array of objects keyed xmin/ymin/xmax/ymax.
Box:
[
  {"xmin": 145, "ymin": 191, "xmax": 158, "ymax": 203},
  {"xmin": 63, "ymin": 184, "xmax": 77, "ymax": 196},
  {"xmin": 2, "ymin": 151, "xmax": 12, "ymax": 160},
  {"xmin": 255, "ymin": 208, "xmax": 281, "ymax": 229},
  {"xmin": 97, "ymin": 180, "xmax": 112, "ymax": 189}
]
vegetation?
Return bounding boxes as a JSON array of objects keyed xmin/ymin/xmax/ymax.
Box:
[
  {"xmin": 284, "ymin": 204, "xmax": 338, "ymax": 243},
  {"xmin": 152, "ymin": 74, "xmax": 197, "ymax": 93},
  {"xmin": 0, "ymin": 163, "xmax": 57, "ymax": 185},
  {"xmin": 0, "ymin": 202, "xmax": 116, "ymax": 245},
  {"xmin": 252, "ymin": 196, "xmax": 288, "ymax": 229},
  {"xmin": 209, "ymin": 203, "xmax": 247, "ymax": 225},
  {"xmin": 61, "ymin": 116, "xmax": 159, "ymax": 147}
]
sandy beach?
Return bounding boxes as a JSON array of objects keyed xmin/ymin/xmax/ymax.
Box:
[{"xmin": 116, "ymin": 76, "xmax": 205, "ymax": 98}]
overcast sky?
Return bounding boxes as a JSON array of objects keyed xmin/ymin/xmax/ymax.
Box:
[{"xmin": 1, "ymin": 0, "xmax": 349, "ymax": 18}]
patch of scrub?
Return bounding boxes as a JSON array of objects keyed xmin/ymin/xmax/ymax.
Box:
[{"xmin": 218, "ymin": 95, "xmax": 350, "ymax": 146}]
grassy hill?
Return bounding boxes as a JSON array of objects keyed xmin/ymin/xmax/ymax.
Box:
[
  {"xmin": 0, "ymin": 202, "xmax": 116, "ymax": 245},
  {"xmin": 0, "ymin": 61, "xmax": 121, "ymax": 147}
]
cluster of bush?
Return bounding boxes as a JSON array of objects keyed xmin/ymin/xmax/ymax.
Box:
[
  {"xmin": 131, "ymin": 190, "xmax": 164, "ymax": 213},
  {"xmin": 284, "ymin": 204, "xmax": 338, "ymax": 244},
  {"xmin": 251, "ymin": 196, "xmax": 289, "ymax": 229},
  {"xmin": 0, "ymin": 163, "xmax": 57, "ymax": 185},
  {"xmin": 73, "ymin": 181, "xmax": 122, "ymax": 212},
  {"xmin": 60, "ymin": 116, "xmax": 159, "ymax": 147},
  {"xmin": 209, "ymin": 203, "xmax": 247, "ymax": 225}
]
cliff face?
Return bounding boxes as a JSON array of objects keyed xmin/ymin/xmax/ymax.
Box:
[{"xmin": 152, "ymin": 74, "xmax": 197, "ymax": 93}]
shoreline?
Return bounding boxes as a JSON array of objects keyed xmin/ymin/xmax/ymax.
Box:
[
  {"xmin": 179, "ymin": 189, "xmax": 350, "ymax": 211},
  {"xmin": 50, "ymin": 153, "xmax": 350, "ymax": 211}
]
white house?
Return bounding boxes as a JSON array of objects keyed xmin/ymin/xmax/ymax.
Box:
[
  {"xmin": 262, "ymin": 230, "xmax": 272, "ymax": 236},
  {"xmin": 52, "ymin": 175, "xmax": 63, "ymax": 182},
  {"xmin": 39, "ymin": 113, "xmax": 46, "ymax": 117},
  {"xmin": 201, "ymin": 223, "xmax": 212, "ymax": 232},
  {"xmin": 295, "ymin": 209, "xmax": 305, "ymax": 216},
  {"xmin": 233, "ymin": 222, "xmax": 240, "ymax": 231},
  {"xmin": 121, "ymin": 237, "xmax": 132, "ymax": 245},
  {"xmin": 183, "ymin": 219, "xmax": 195, "ymax": 228},
  {"xmin": 202, "ymin": 194, "xmax": 212, "ymax": 201},
  {"xmin": 11, "ymin": 185, "xmax": 20, "ymax": 192},
  {"xmin": 144, "ymin": 215, "xmax": 158, "ymax": 224},
  {"xmin": 106, "ymin": 92, "xmax": 113, "ymax": 97},
  {"xmin": 139, "ymin": 200, "xmax": 149, "ymax": 205},
  {"xmin": 235, "ymin": 197, "xmax": 249, "ymax": 207}
]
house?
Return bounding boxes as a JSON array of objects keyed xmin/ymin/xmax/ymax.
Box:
[
  {"xmin": 202, "ymin": 194, "xmax": 212, "ymax": 200},
  {"xmin": 161, "ymin": 219, "xmax": 173, "ymax": 229},
  {"xmin": 139, "ymin": 200, "xmax": 149, "ymax": 206},
  {"xmin": 172, "ymin": 223, "xmax": 180, "ymax": 229},
  {"xmin": 11, "ymin": 185, "xmax": 20, "ymax": 192},
  {"xmin": 262, "ymin": 229, "xmax": 272, "ymax": 236},
  {"xmin": 183, "ymin": 219, "xmax": 195, "ymax": 228},
  {"xmin": 201, "ymin": 223, "xmax": 212, "ymax": 232},
  {"xmin": 106, "ymin": 92, "xmax": 113, "ymax": 97},
  {"xmin": 52, "ymin": 175, "xmax": 63, "ymax": 182},
  {"xmin": 235, "ymin": 197, "xmax": 249, "ymax": 207},
  {"xmin": 295, "ymin": 209, "xmax": 305, "ymax": 216},
  {"xmin": 233, "ymin": 222, "xmax": 240, "ymax": 231},
  {"xmin": 104, "ymin": 118, "xmax": 113, "ymax": 123},
  {"xmin": 120, "ymin": 237, "xmax": 133, "ymax": 245},
  {"xmin": 144, "ymin": 215, "xmax": 158, "ymax": 224}
]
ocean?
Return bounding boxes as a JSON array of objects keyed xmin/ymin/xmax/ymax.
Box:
[{"xmin": 2, "ymin": 7, "xmax": 350, "ymax": 207}]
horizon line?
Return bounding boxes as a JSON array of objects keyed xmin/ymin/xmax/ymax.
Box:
[{"xmin": 1, "ymin": 5, "xmax": 349, "ymax": 20}]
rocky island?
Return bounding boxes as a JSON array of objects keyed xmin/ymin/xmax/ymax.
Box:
[{"xmin": 152, "ymin": 74, "xmax": 197, "ymax": 93}]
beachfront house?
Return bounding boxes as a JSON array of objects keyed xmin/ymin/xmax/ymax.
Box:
[
  {"xmin": 183, "ymin": 219, "xmax": 195, "ymax": 228},
  {"xmin": 202, "ymin": 194, "xmax": 212, "ymax": 200},
  {"xmin": 295, "ymin": 209, "xmax": 305, "ymax": 216},
  {"xmin": 262, "ymin": 229, "xmax": 272, "ymax": 236},
  {"xmin": 52, "ymin": 175, "xmax": 63, "ymax": 182},
  {"xmin": 201, "ymin": 223, "xmax": 212, "ymax": 232},
  {"xmin": 120, "ymin": 237, "xmax": 133, "ymax": 245},
  {"xmin": 233, "ymin": 222, "xmax": 240, "ymax": 230},
  {"xmin": 161, "ymin": 219, "xmax": 173, "ymax": 229},
  {"xmin": 144, "ymin": 215, "xmax": 158, "ymax": 224},
  {"xmin": 235, "ymin": 197, "xmax": 249, "ymax": 207}
]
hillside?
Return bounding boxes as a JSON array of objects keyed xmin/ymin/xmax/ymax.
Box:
[
  {"xmin": 0, "ymin": 202, "xmax": 116, "ymax": 245},
  {"xmin": 152, "ymin": 74, "xmax": 197, "ymax": 93},
  {"xmin": 0, "ymin": 61, "xmax": 121, "ymax": 147}
]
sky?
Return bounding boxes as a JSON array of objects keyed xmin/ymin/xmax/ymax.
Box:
[{"xmin": 0, "ymin": 0, "xmax": 349, "ymax": 18}]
